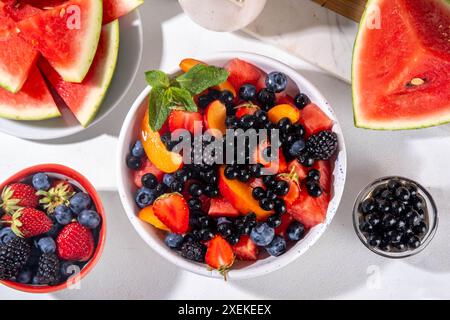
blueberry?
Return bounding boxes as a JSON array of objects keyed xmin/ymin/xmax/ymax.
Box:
[
  {"xmin": 32, "ymin": 173, "xmax": 51, "ymax": 191},
  {"xmin": 250, "ymin": 222, "xmax": 275, "ymax": 246},
  {"xmin": 265, "ymin": 235, "xmax": 286, "ymax": 256},
  {"xmin": 135, "ymin": 187, "xmax": 156, "ymax": 208},
  {"xmin": 54, "ymin": 205, "xmax": 73, "ymax": 225},
  {"xmin": 17, "ymin": 269, "xmax": 32, "ymax": 284},
  {"xmin": 287, "ymin": 221, "xmax": 305, "ymax": 241},
  {"xmin": 45, "ymin": 220, "xmax": 62, "ymax": 238},
  {"xmin": 288, "ymin": 140, "xmax": 306, "ymax": 157},
  {"xmin": 239, "ymin": 84, "xmax": 257, "ymax": 101},
  {"xmin": 126, "ymin": 154, "xmax": 142, "ymax": 170},
  {"xmin": 32, "ymin": 276, "xmax": 42, "ymax": 285},
  {"xmin": 165, "ymin": 233, "xmax": 184, "ymax": 250},
  {"xmin": 0, "ymin": 227, "xmax": 16, "ymax": 245},
  {"xmin": 265, "ymin": 72, "xmax": 288, "ymax": 93},
  {"xmin": 219, "ymin": 90, "xmax": 234, "ymax": 105},
  {"xmin": 294, "ymin": 93, "xmax": 310, "ymax": 109},
  {"xmin": 163, "ymin": 174, "xmax": 175, "ymax": 187},
  {"xmin": 61, "ymin": 261, "xmax": 79, "ymax": 278},
  {"xmin": 37, "ymin": 237, "xmax": 56, "ymax": 253},
  {"xmin": 131, "ymin": 140, "xmax": 145, "ymax": 158},
  {"xmin": 69, "ymin": 192, "xmax": 92, "ymax": 214},
  {"xmin": 142, "ymin": 173, "xmax": 158, "ymax": 189},
  {"xmin": 78, "ymin": 210, "xmax": 101, "ymax": 229}
]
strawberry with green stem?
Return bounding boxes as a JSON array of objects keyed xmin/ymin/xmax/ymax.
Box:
[
  {"xmin": 7, "ymin": 207, "xmax": 53, "ymax": 238},
  {"xmin": 36, "ymin": 181, "xmax": 75, "ymax": 214},
  {"xmin": 205, "ymin": 235, "xmax": 235, "ymax": 281},
  {"xmin": 0, "ymin": 183, "xmax": 39, "ymax": 214}
]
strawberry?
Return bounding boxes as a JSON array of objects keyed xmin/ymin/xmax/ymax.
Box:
[
  {"xmin": 153, "ymin": 193, "xmax": 189, "ymax": 234},
  {"xmin": 208, "ymin": 197, "xmax": 239, "ymax": 218},
  {"xmin": 313, "ymin": 160, "xmax": 332, "ymax": 193},
  {"xmin": 288, "ymin": 190, "xmax": 330, "ymax": 229},
  {"xmin": 232, "ymin": 235, "xmax": 258, "ymax": 261},
  {"xmin": 10, "ymin": 207, "xmax": 53, "ymax": 238},
  {"xmin": 235, "ymin": 103, "xmax": 258, "ymax": 119},
  {"xmin": 206, "ymin": 235, "xmax": 234, "ymax": 280},
  {"xmin": 56, "ymin": 222, "xmax": 94, "ymax": 262},
  {"xmin": 168, "ymin": 110, "xmax": 203, "ymax": 134},
  {"xmin": 36, "ymin": 180, "xmax": 75, "ymax": 214},
  {"xmin": 225, "ymin": 58, "xmax": 262, "ymax": 91},
  {"xmin": 51, "ymin": 179, "xmax": 74, "ymax": 193},
  {"xmin": 133, "ymin": 158, "xmax": 164, "ymax": 188},
  {"xmin": 0, "ymin": 183, "xmax": 38, "ymax": 214}
]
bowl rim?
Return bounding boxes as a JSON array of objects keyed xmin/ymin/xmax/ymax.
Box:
[
  {"xmin": 116, "ymin": 51, "xmax": 348, "ymax": 279},
  {"xmin": 352, "ymin": 176, "xmax": 439, "ymax": 259},
  {"xmin": 0, "ymin": 164, "xmax": 106, "ymax": 293}
]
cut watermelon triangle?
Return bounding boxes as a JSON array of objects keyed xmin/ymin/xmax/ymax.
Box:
[
  {"xmin": 0, "ymin": 1, "xmax": 39, "ymax": 93},
  {"xmin": 39, "ymin": 20, "xmax": 119, "ymax": 127},
  {"xmin": 17, "ymin": 0, "xmax": 103, "ymax": 83},
  {"xmin": 0, "ymin": 65, "xmax": 61, "ymax": 120},
  {"xmin": 103, "ymin": 0, "xmax": 143, "ymax": 24}
]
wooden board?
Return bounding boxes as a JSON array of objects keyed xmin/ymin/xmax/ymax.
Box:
[{"xmin": 312, "ymin": 0, "xmax": 366, "ymax": 22}]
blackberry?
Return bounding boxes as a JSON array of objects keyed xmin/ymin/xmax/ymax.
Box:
[
  {"xmin": 0, "ymin": 237, "xmax": 31, "ymax": 280},
  {"xmin": 306, "ymin": 131, "xmax": 338, "ymax": 160},
  {"xmin": 37, "ymin": 253, "xmax": 61, "ymax": 285},
  {"xmin": 180, "ymin": 241, "xmax": 207, "ymax": 262}
]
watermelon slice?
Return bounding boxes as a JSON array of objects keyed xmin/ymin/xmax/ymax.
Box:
[
  {"xmin": 103, "ymin": 0, "xmax": 144, "ymax": 24},
  {"xmin": 18, "ymin": 0, "xmax": 103, "ymax": 83},
  {"xmin": 0, "ymin": 2, "xmax": 39, "ymax": 93},
  {"xmin": 352, "ymin": 0, "xmax": 450, "ymax": 130},
  {"xmin": 0, "ymin": 65, "xmax": 61, "ymax": 120},
  {"xmin": 39, "ymin": 20, "xmax": 119, "ymax": 127},
  {"xmin": 1, "ymin": 1, "xmax": 42, "ymax": 21}
]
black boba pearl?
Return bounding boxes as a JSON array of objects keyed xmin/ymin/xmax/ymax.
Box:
[
  {"xmin": 391, "ymin": 201, "xmax": 405, "ymax": 215},
  {"xmin": 155, "ymin": 183, "xmax": 166, "ymax": 195},
  {"xmin": 411, "ymin": 196, "xmax": 425, "ymax": 210},
  {"xmin": 266, "ymin": 190, "xmax": 278, "ymax": 201},
  {"xmin": 382, "ymin": 214, "xmax": 397, "ymax": 229},
  {"xmin": 226, "ymin": 115, "xmax": 239, "ymax": 129},
  {"xmin": 396, "ymin": 219, "xmax": 407, "ymax": 231},
  {"xmin": 376, "ymin": 199, "xmax": 391, "ymax": 213},
  {"xmin": 293, "ymin": 93, "xmax": 310, "ymax": 109},
  {"xmin": 141, "ymin": 173, "xmax": 158, "ymax": 189},
  {"xmin": 197, "ymin": 94, "xmax": 213, "ymax": 109},
  {"xmin": 188, "ymin": 198, "xmax": 202, "ymax": 211},
  {"xmin": 189, "ymin": 183, "xmax": 204, "ymax": 197},
  {"xmin": 406, "ymin": 184, "xmax": 418, "ymax": 197},
  {"xmin": 413, "ymin": 221, "xmax": 428, "ymax": 236},
  {"xmin": 240, "ymin": 115, "xmax": 256, "ymax": 130},
  {"xmin": 274, "ymin": 180, "xmax": 290, "ymax": 196},
  {"xmin": 290, "ymin": 124, "xmax": 305, "ymax": 137},
  {"xmin": 388, "ymin": 230, "xmax": 402, "ymax": 243},
  {"xmin": 360, "ymin": 198, "xmax": 376, "ymax": 214},
  {"xmin": 405, "ymin": 210, "xmax": 420, "ymax": 226},
  {"xmin": 238, "ymin": 169, "xmax": 251, "ymax": 183},
  {"xmin": 274, "ymin": 199, "xmax": 287, "ymax": 215},
  {"xmin": 198, "ymin": 216, "xmax": 211, "ymax": 229},
  {"xmin": 227, "ymin": 234, "xmax": 240, "ymax": 245},
  {"xmin": 267, "ymin": 214, "xmax": 282, "ymax": 228},
  {"xmin": 257, "ymin": 88, "xmax": 276, "ymax": 110},
  {"xmin": 126, "ymin": 155, "xmax": 142, "ymax": 170},
  {"xmin": 260, "ymin": 198, "xmax": 275, "ymax": 211},
  {"xmin": 208, "ymin": 89, "xmax": 221, "ymax": 100},
  {"xmin": 407, "ymin": 235, "xmax": 421, "ymax": 249},
  {"xmin": 252, "ymin": 187, "xmax": 266, "ymax": 200},
  {"xmin": 170, "ymin": 181, "xmax": 184, "ymax": 193},
  {"xmin": 254, "ymin": 110, "xmax": 268, "ymax": 124},
  {"xmin": 380, "ymin": 189, "xmax": 395, "ymax": 201},
  {"xmin": 393, "ymin": 241, "xmax": 407, "ymax": 251},
  {"xmin": 219, "ymin": 90, "xmax": 235, "ymax": 105},
  {"xmin": 307, "ymin": 169, "xmax": 321, "ymax": 182},
  {"xmin": 217, "ymin": 223, "xmax": 233, "ymax": 237},
  {"xmin": 306, "ymin": 181, "xmax": 322, "ymax": 198},
  {"xmin": 395, "ymin": 187, "xmax": 411, "ymax": 201},
  {"xmin": 367, "ymin": 234, "xmax": 381, "ymax": 247},
  {"xmin": 249, "ymin": 164, "xmax": 263, "ymax": 178},
  {"xmin": 365, "ymin": 213, "xmax": 381, "ymax": 227},
  {"xmin": 359, "ymin": 221, "xmax": 374, "ymax": 234},
  {"xmin": 298, "ymin": 153, "xmax": 315, "ymax": 167},
  {"xmin": 203, "ymin": 171, "xmax": 218, "ymax": 184},
  {"xmin": 263, "ymin": 175, "xmax": 277, "ymax": 189},
  {"xmin": 224, "ymin": 165, "xmax": 238, "ymax": 179},
  {"xmin": 387, "ymin": 179, "xmax": 402, "ymax": 191},
  {"xmin": 204, "ymin": 185, "xmax": 219, "ymax": 198},
  {"xmin": 372, "ymin": 185, "xmax": 387, "ymax": 199}
]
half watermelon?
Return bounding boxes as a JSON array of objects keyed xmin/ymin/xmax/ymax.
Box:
[
  {"xmin": 103, "ymin": 0, "xmax": 144, "ymax": 24},
  {"xmin": 18, "ymin": 0, "xmax": 103, "ymax": 83},
  {"xmin": 0, "ymin": 65, "xmax": 61, "ymax": 120},
  {"xmin": 39, "ymin": 19, "xmax": 119, "ymax": 127},
  {"xmin": 352, "ymin": 0, "xmax": 450, "ymax": 130}
]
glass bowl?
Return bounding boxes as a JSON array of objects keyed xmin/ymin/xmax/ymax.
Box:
[{"xmin": 353, "ymin": 176, "xmax": 438, "ymax": 259}]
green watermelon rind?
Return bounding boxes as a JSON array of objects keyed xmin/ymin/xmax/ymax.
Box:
[
  {"xmin": 352, "ymin": 0, "xmax": 450, "ymax": 131},
  {"xmin": 75, "ymin": 19, "xmax": 120, "ymax": 127}
]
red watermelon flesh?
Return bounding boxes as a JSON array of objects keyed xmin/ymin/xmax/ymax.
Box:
[
  {"xmin": 0, "ymin": 2, "xmax": 38, "ymax": 93},
  {"xmin": 225, "ymin": 58, "xmax": 263, "ymax": 91},
  {"xmin": 103, "ymin": 0, "xmax": 143, "ymax": 24},
  {"xmin": 18, "ymin": 0, "xmax": 103, "ymax": 83},
  {"xmin": 39, "ymin": 20, "xmax": 119, "ymax": 127},
  {"xmin": 1, "ymin": 1, "xmax": 42, "ymax": 21},
  {"xmin": 0, "ymin": 65, "xmax": 60, "ymax": 120},
  {"xmin": 353, "ymin": 0, "xmax": 450, "ymax": 130}
]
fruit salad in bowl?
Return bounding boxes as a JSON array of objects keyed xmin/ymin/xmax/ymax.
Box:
[
  {"xmin": 117, "ymin": 52, "xmax": 347, "ymax": 279},
  {"xmin": 0, "ymin": 164, "xmax": 105, "ymax": 293}
]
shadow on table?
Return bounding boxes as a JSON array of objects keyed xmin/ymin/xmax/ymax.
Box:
[
  {"xmin": 52, "ymin": 190, "xmax": 180, "ymax": 300},
  {"xmin": 34, "ymin": 0, "xmax": 183, "ymax": 146}
]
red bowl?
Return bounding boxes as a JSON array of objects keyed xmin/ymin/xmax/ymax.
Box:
[{"xmin": 0, "ymin": 164, "xmax": 106, "ymax": 293}]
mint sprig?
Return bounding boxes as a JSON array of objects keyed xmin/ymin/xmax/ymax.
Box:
[{"xmin": 145, "ymin": 64, "xmax": 229, "ymax": 131}]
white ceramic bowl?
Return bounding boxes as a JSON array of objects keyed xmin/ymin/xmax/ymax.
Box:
[
  {"xmin": 0, "ymin": 11, "xmax": 143, "ymax": 140},
  {"xmin": 117, "ymin": 52, "xmax": 347, "ymax": 280}
]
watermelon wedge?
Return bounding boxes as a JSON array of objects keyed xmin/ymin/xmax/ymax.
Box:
[
  {"xmin": 0, "ymin": 2, "xmax": 38, "ymax": 93},
  {"xmin": 0, "ymin": 65, "xmax": 61, "ymax": 120},
  {"xmin": 39, "ymin": 20, "xmax": 119, "ymax": 127},
  {"xmin": 18, "ymin": 0, "xmax": 103, "ymax": 83},
  {"xmin": 103, "ymin": 0, "xmax": 144, "ymax": 24},
  {"xmin": 352, "ymin": 0, "xmax": 450, "ymax": 130}
]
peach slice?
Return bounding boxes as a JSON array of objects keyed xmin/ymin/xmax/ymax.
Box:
[
  {"xmin": 218, "ymin": 166, "xmax": 273, "ymax": 220},
  {"xmin": 268, "ymin": 104, "xmax": 301, "ymax": 124},
  {"xmin": 138, "ymin": 206, "xmax": 169, "ymax": 232},
  {"xmin": 179, "ymin": 58, "xmax": 236, "ymax": 97},
  {"xmin": 204, "ymin": 100, "xmax": 227, "ymax": 137},
  {"xmin": 141, "ymin": 110, "xmax": 183, "ymax": 173}
]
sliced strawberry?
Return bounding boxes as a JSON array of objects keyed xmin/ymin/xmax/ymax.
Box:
[
  {"xmin": 133, "ymin": 158, "xmax": 164, "ymax": 188},
  {"xmin": 232, "ymin": 235, "xmax": 258, "ymax": 261},
  {"xmin": 287, "ymin": 159, "xmax": 308, "ymax": 181},
  {"xmin": 153, "ymin": 193, "xmax": 189, "ymax": 234},
  {"xmin": 288, "ymin": 190, "xmax": 330, "ymax": 229},
  {"xmin": 313, "ymin": 160, "xmax": 332, "ymax": 193},
  {"xmin": 208, "ymin": 197, "xmax": 240, "ymax": 218},
  {"xmin": 275, "ymin": 213, "xmax": 294, "ymax": 238},
  {"xmin": 168, "ymin": 110, "xmax": 203, "ymax": 134},
  {"xmin": 206, "ymin": 235, "xmax": 234, "ymax": 279},
  {"xmin": 225, "ymin": 58, "xmax": 262, "ymax": 91},
  {"xmin": 299, "ymin": 103, "xmax": 333, "ymax": 136},
  {"xmin": 235, "ymin": 104, "xmax": 258, "ymax": 119}
]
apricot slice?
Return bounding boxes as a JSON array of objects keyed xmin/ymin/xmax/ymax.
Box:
[
  {"xmin": 204, "ymin": 100, "xmax": 227, "ymax": 137},
  {"xmin": 218, "ymin": 166, "xmax": 273, "ymax": 220},
  {"xmin": 268, "ymin": 104, "xmax": 301, "ymax": 124},
  {"xmin": 141, "ymin": 109, "xmax": 183, "ymax": 173},
  {"xmin": 138, "ymin": 206, "xmax": 169, "ymax": 232}
]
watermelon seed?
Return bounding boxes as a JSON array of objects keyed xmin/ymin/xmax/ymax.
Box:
[{"xmin": 408, "ymin": 78, "xmax": 426, "ymax": 87}]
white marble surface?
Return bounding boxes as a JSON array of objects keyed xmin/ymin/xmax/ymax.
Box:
[{"xmin": 1, "ymin": 0, "xmax": 450, "ymax": 300}]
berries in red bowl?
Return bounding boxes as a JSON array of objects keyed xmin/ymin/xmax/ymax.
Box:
[{"xmin": 0, "ymin": 164, "xmax": 105, "ymax": 293}]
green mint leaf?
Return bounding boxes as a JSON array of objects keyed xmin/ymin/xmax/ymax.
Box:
[
  {"xmin": 176, "ymin": 64, "xmax": 229, "ymax": 95},
  {"xmin": 148, "ymin": 87, "xmax": 171, "ymax": 131},
  {"xmin": 171, "ymin": 87, "xmax": 197, "ymax": 112},
  {"xmin": 145, "ymin": 70, "xmax": 170, "ymax": 88}
]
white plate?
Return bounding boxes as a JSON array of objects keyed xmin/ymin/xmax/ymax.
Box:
[
  {"xmin": 117, "ymin": 52, "xmax": 348, "ymax": 280},
  {"xmin": 0, "ymin": 11, "xmax": 143, "ymax": 141}
]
